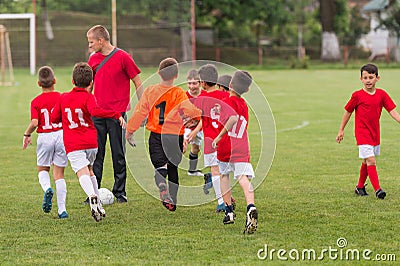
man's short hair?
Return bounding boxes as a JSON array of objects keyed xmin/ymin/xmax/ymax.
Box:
[
  {"xmin": 73, "ymin": 62, "xmax": 93, "ymax": 88},
  {"xmin": 231, "ymin": 70, "xmax": 252, "ymax": 95},
  {"xmin": 158, "ymin": 57, "xmax": 178, "ymax": 81},
  {"xmin": 361, "ymin": 63, "xmax": 378, "ymax": 77},
  {"xmin": 198, "ymin": 64, "xmax": 218, "ymax": 86},
  {"xmin": 87, "ymin": 25, "xmax": 110, "ymax": 41},
  {"xmin": 38, "ymin": 66, "xmax": 55, "ymax": 88}
]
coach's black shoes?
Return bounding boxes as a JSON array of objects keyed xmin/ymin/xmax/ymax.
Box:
[
  {"xmin": 116, "ymin": 195, "xmax": 128, "ymax": 203},
  {"xmin": 355, "ymin": 186, "xmax": 368, "ymax": 196},
  {"xmin": 375, "ymin": 188, "xmax": 386, "ymax": 199}
]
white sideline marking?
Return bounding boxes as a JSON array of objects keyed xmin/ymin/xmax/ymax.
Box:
[{"xmin": 279, "ymin": 121, "xmax": 309, "ymax": 132}]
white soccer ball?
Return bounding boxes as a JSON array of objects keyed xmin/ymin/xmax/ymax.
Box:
[{"xmin": 99, "ymin": 188, "xmax": 114, "ymax": 205}]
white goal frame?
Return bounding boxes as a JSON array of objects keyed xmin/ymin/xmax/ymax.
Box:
[{"xmin": 0, "ymin": 13, "xmax": 35, "ymax": 75}]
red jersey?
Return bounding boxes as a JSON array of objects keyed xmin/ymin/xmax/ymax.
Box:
[
  {"xmin": 88, "ymin": 49, "xmax": 141, "ymax": 112},
  {"xmin": 186, "ymin": 90, "xmax": 208, "ymax": 101},
  {"xmin": 51, "ymin": 87, "xmax": 121, "ymax": 154},
  {"xmin": 345, "ymin": 88, "xmax": 396, "ymax": 146},
  {"xmin": 127, "ymin": 84, "xmax": 201, "ymax": 135},
  {"xmin": 194, "ymin": 90, "xmax": 229, "ymax": 154},
  {"xmin": 217, "ymin": 95, "xmax": 250, "ymax": 163},
  {"xmin": 30, "ymin": 91, "xmax": 62, "ymax": 133}
]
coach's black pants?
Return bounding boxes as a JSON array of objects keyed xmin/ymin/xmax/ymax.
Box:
[{"xmin": 93, "ymin": 113, "xmax": 127, "ymax": 199}]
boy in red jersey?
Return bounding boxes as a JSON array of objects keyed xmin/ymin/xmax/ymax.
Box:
[
  {"xmin": 212, "ymin": 70, "xmax": 258, "ymax": 234},
  {"xmin": 184, "ymin": 69, "xmax": 207, "ymax": 177},
  {"xmin": 51, "ymin": 62, "xmax": 126, "ymax": 222},
  {"xmin": 336, "ymin": 63, "xmax": 400, "ymax": 199},
  {"xmin": 22, "ymin": 66, "xmax": 69, "ymax": 219},
  {"xmin": 126, "ymin": 58, "xmax": 201, "ymax": 211},
  {"xmin": 193, "ymin": 64, "xmax": 230, "ymax": 212}
]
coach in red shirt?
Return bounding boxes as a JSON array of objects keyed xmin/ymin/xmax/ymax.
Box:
[{"xmin": 87, "ymin": 25, "xmax": 142, "ymax": 203}]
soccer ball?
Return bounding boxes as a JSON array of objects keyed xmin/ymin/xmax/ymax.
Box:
[{"xmin": 99, "ymin": 188, "xmax": 114, "ymax": 205}]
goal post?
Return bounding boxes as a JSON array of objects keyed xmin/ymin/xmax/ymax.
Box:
[
  {"xmin": 0, "ymin": 25, "xmax": 14, "ymax": 86},
  {"xmin": 0, "ymin": 13, "xmax": 35, "ymax": 75}
]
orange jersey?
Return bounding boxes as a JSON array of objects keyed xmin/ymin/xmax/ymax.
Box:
[{"xmin": 127, "ymin": 84, "xmax": 201, "ymax": 135}]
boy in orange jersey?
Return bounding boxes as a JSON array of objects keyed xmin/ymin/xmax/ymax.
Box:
[{"xmin": 126, "ymin": 58, "xmax": 201, "ymax": 211}]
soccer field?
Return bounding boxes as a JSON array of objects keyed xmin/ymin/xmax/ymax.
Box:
[{"xmin": 1, "ymin": 66, "xmax": 399, "ymax": 264}]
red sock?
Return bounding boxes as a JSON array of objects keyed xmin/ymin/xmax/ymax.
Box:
[
  {"xmin": 357, "ymin": 163, "xmax": 368, "ymax": 188},
  {"xmin": 367, "ymin": 165, "xmax": 381, "ymax": 191}
]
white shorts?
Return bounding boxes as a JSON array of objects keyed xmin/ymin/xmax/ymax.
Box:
[
  {"xmin": 218, "ymin": 161, "xmax": 255, "ymax": 179},
  {"xmin": 358, "ymin": 144, "xmax": 380, "ymax": 159},
  {"xmin": 204, "ymin": 152, "xmax": 218, "ymax": 167},
  {"xmin": 184, "ymin": 128, "xmax": 203, "ymax": 146},
  {"xmin": 36, "ymin": 131, "xmax": 68, "ymax": 167},
  {"xmin": 67, "ymin": 148, "xmax": 98, "ymax": 173}
]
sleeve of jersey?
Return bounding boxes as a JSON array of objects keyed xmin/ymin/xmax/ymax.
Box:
[
  {"xmin": 383, "ymin": 91, "xmax": 396, "ymax": 112},
  {"xmin": 123, "ymin": 51, "xmax": 141, "ymax": 78},
  {"xmin": 344, "ymin": 93, "xmax": 357, "ymax": 113},
  {"xmin": 50, "ymin": 97, "xmax": 62, "ymax": 124},
  {"xmin": 126, "ymin": 92, "xmax": 149, "ymax": 133},
  {"xmin": 87, "ymin": 94, "xmax": 121, "ymax": 119},
  {"xmin": 178, "ymin": 93, "xmax": 202, "ymax": 121},
  {"xmin": 30, "ymin": 100, "xmax": 39, "ymax": 120}
]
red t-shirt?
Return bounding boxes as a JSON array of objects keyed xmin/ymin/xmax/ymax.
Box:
[
  {"xmin": 30, "ymin": 91, "xmax": 62, "ymax": 133},
  {"xmin": 186, "ymin": 90, "xmax": 208, "ymax": 101},
  {"xmin": 217, "ymin": 95, "xmax": 250, "ymax": 162},
  {"xmin": 88, "ymin": 49, "xmax": 141, "ymax": 112},
  {"xmin": 193, "ymin": 90, "xmax": 229, "ymax": 154},
  {"xmin": 51, "ymin": 87, "xmax": 121, "ymax": 154},
  {"xmin": 345, "ymin": 88, "xmax": 396, "ymax": 146}
]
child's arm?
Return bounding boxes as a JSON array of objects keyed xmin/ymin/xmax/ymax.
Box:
[
  {"xmin": 389, "ymin": 109, "xmax": 400, "ymax": 123},
  {"xmin": 212, "ymin": 115, "xmax": 239, "ymax": 149},
  {"xmin": 22, "ymin": 119, "xmax": 38, "ymax": 149},
  {"xmin": 336, "ymin": 111, "xmax": 352, "ymax": 144}
]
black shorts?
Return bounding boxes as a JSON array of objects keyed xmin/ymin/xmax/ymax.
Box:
[{"xmin": 148, "ymin": 132, "xmax": 183, "ymax": 169}]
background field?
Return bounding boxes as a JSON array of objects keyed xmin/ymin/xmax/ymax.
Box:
[{"xmin": 1, "ymin": 66, "xmax": 400, "ymax": 265}]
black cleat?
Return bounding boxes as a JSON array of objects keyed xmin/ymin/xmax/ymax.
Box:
[
  {"xmin": 375, "ymin": 188, "xmax": 386, "ymax": 199},
  {"xmin": 355, "ymin": 186, "xmax": 368, "ymax": 196}
]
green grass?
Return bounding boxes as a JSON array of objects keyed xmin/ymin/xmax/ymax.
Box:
[{"xmin": 1, "ymin": 66, "xmax": 400, "ymax": 265}]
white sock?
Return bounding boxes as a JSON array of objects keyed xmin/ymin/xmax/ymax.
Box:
[
  {"xmin": 90, "ymin": 175, "xmax": 100, "ymax": 196},
  {"xmin": 55, "ymin": 179, "xmax": 67, "ymax": 214},
  {"xmin": 79, "ymin": 175, "xmax": 95, "ymax": 197},
  {"xmin": 212, "ymin": 175, "xmax": 224, "ymax": 205},
  {"xmin": 38, "ymin": 171, "xmax": 51, "ymax": 192}
]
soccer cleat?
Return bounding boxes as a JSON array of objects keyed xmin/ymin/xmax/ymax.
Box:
[
  {"xmin": 89, "ymin": 194, "xmax": 102, "ymax": 222},
  {"xmin": 375, "ymin": 188, "xmax": 386, "ymax": 199},
  {"xmin": 223, "ymin": 212, "xmax": 236, "ymax": 224},
  {"xmin": 58, "ymin": 211, "xmax": 69, "ymax": 219},
  {"xmin": 203, "ymin": 173, "xmax": 213, "ymax": 194},
  {"xmin": 98, "ymin": 201, "xmax": 106, "ymax": 218},
  {"xmin": 116, "ymin": 195, "xmax": 128, "ymax": 203},
  {"xmin": 215, "ymin": 203, "xmax": 226, "ymax": 213},
  {"xmin": 42, "ymin": 188, "xmax": 54, "ymax": 213},
  {"xmin": 354, "ymin": 186, "xmax": 368, "ymax": 196},
  {"xmin": 159, "ymin": 183, "xmax": 176, "ymax": 211},
  {"xmin": 188, "ymin": 170, "xmax": 203, "ymax": 177},
  {"xmin": 244, "ymin": 207, "xmax": 258, "ymax": 234},
  {"xmin": 83, "ymin": 197, "xmax": 89, "ymax": 205}
]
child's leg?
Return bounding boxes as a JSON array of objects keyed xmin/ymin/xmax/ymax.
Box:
[
  {"xmin": 357, "ymin": 161, "xmax": 368, "ymax": 188},
  {"xmin": 237, "ymin": 175, "xmax": 254, "ymax": 206},
  {"xmin": 220, "ymin": 174, "xmax": 232, "ymax": 206},
  {"xmin": 211, "ymin": 165, "xmax": 224, "ymax": 205},
  {"xmin": 365, "ymin": 157, "xmax": 381, "ymax": 191},
  {"xmin": 188, "ymin": 144, "xmax": 200, "ymax": 173},
  {"xmin": 88, "ymin": 166, "xmax": 100, "ymax": 196},
  {"xmin": 167, "ymin": 163, "xmax": 179, "ymax": 204},
  {"xmin": 38, "ymin": 166, "xmax": 51, "ymax": 192},
  {"xmin": 77, "ymin": 167, "xmax": 96, "ymax": 197},
  {"xmin": 53, "ymin": 165, "xmax": 67, "ymax": 215}
]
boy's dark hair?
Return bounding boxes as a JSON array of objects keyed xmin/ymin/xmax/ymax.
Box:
[
  {"xmin": 38, "ymin": 66, "xmax": 55, "ymax": 88},
  {"xmin": 361, "ymin": 63, "xmax": 378, "ymax": 77},
  {"xmin": 198, "ymin": 64, "xmax": 218, "ymax": 86},
  {"xmin": 159, "ymin": 57, "xmax": 178, "ymax": 81},
  {"xmin": 87, "ymin": 25, "xmax": 110, "ymax": 41},
  {"xmin": 73, "ymin": 62, "xmax": 93, "ymax": 88},
  {"xmin": 217, "ymin": 74, "xmax": 232, "ymax": 91},
  {"xmin": 231, "ymin": 70, "xmax": 252, "ymax": 95},
  {"xmin": 187, "ymin": 69, "xmax": 199, "ymax": 80}
]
